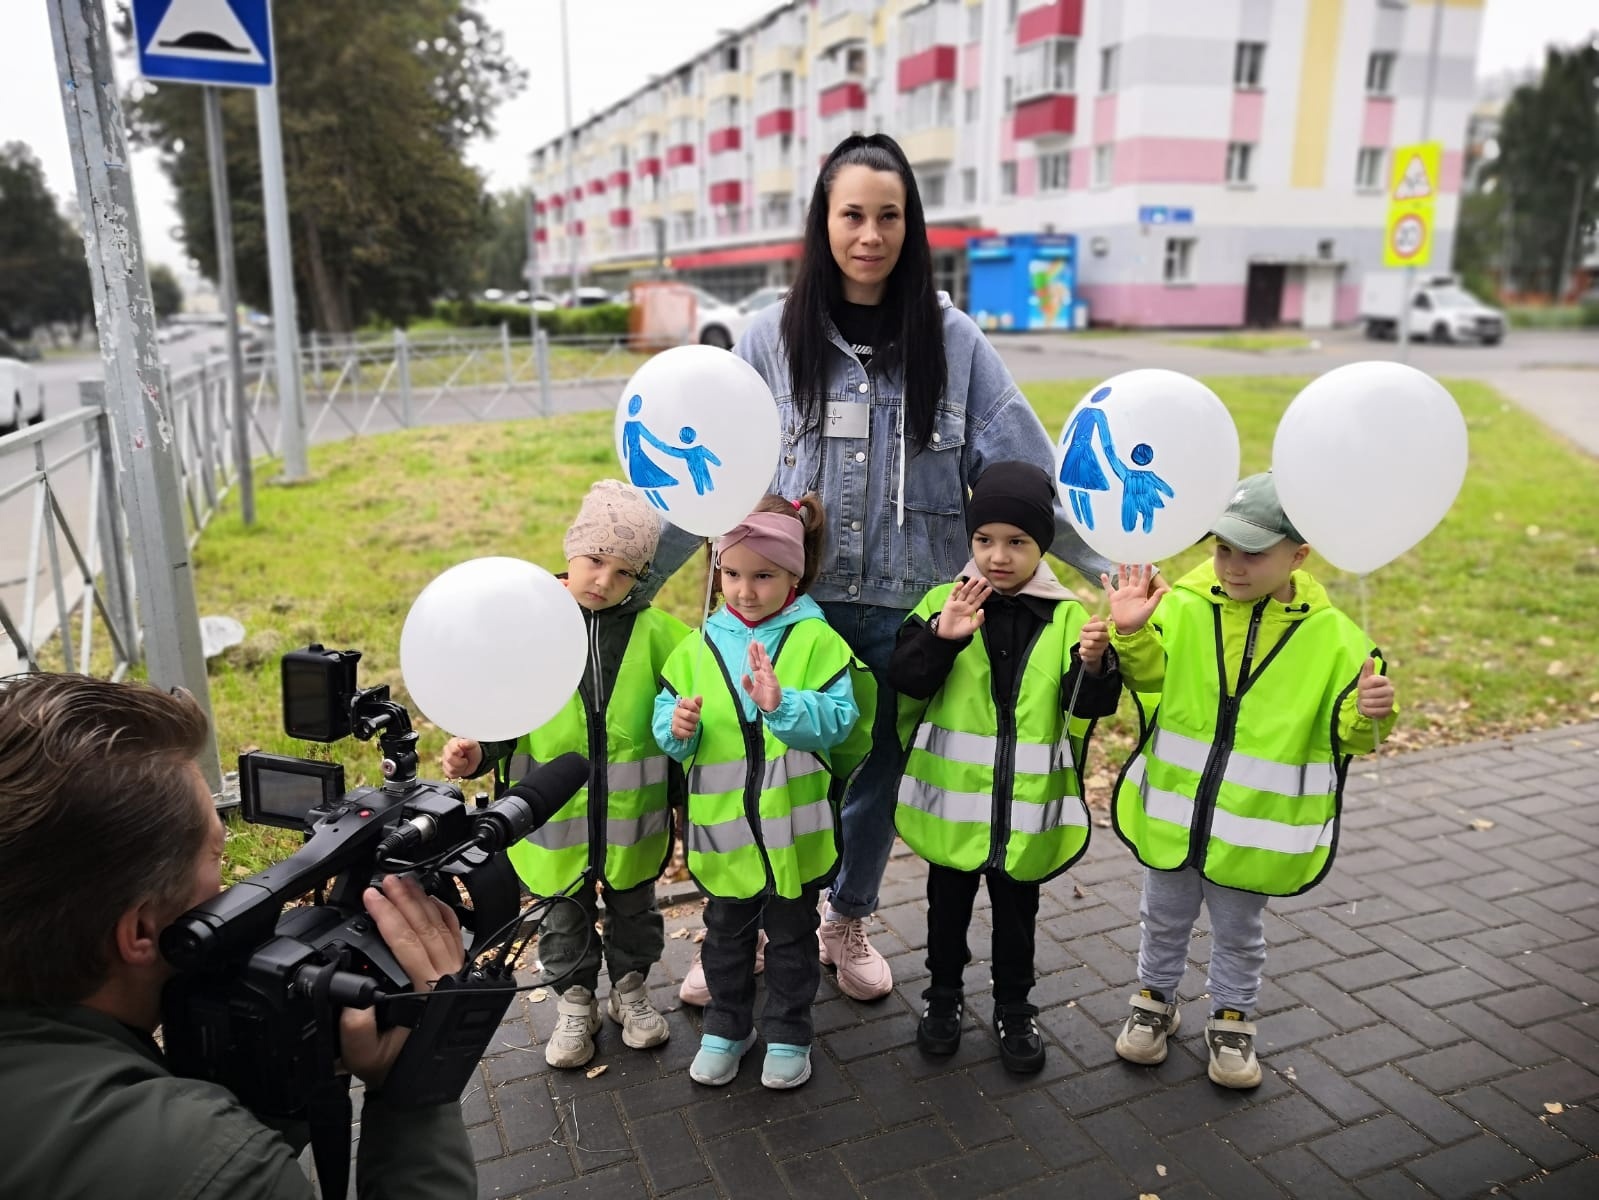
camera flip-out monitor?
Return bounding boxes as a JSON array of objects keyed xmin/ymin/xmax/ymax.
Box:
[
  {"xmin": 282, "ymin": 645, "xmax": 362, "ymax": 742},
  {"xmin": 239, "ymin": 751, "xmax": 345, "ymax": 830}
]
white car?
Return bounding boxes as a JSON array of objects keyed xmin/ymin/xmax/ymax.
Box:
[
  {"xmin": 686, "ymin": 286, "xmax": 755, "ymax": 350},
  {"xmin": 0, "ymin": 335, "xmax": 45, "ymax": 434}
]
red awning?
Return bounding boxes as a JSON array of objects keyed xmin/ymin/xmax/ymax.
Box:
[{"xmin": 671, "ymin": 225, "xmax": 993, "ymax": 270}]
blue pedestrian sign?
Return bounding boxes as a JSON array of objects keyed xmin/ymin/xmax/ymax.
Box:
[
  {"xmin": 1138, "ymin": 206, "xmax": 1196, "ymax": 226},
  {"xmin": 132, "ymin": 0, "xmax": 275, "ymax": 89}
]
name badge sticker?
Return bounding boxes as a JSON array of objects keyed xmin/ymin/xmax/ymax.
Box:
[{"xmin": 824, "ymin": 401, "xmax": 869, "ymax": 439}]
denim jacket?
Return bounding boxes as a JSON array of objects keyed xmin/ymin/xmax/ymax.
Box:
[{"xmin": 652, "ymin": 294, "xmax": 1109, "ymax": 610}]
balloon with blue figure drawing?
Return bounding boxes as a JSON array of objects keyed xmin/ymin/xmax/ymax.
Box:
[
  {"xmin": 614, "ymin": 344, "xmax": 780, "ymax": 537},
  {"xmin": 1054, "ymin": 369, "xmax": 1240, "ymax": 562}
]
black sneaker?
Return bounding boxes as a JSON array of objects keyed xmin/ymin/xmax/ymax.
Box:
[
  {"xmin": 992, "ymin": 1002, "xmax": 1046, "ymax": 1074},
  {"xmin": 917, "ymin": 987, "xmax": 964, "ymax": 1056}
]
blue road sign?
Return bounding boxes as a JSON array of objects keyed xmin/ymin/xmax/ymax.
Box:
[
  {"xmin": 1138, "ymin": 206, "xmax": 1169, "ymax": 225},
  {"xmin": 1170, "ymin": 207, "xmax": 1195, "ymax": 224},
  {"xmin": 132, "ymin": 0, "xmax": 275, "ymax": 88}
]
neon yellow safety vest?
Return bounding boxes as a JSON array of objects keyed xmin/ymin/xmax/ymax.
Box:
[
  {"xmin": 661, "ymin": 620, "xmax": 875, "ymax": 901},
  {"xmin": 507, "ymin": 607, "xmax": 689, "ymax": 895},
  {"xmin": 895, "ymin": 585, "xmax": 1095, "ymax": 883},
  {"xmin": 1113, "ymin": 593, "xmax": 1378, "ymax": 896}
]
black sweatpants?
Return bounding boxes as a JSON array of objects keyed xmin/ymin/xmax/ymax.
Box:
[{"xmin": 925, "ymin": 863, "xmax": 1041, "ymax": 1005}]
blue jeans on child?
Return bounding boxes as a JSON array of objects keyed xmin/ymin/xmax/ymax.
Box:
[
  {"xmin": 817, "ymin": 602, "xmax": 912, "ymax": 920},
  {"xmin": 1136, "ymin": 866, "xmax": 1269, "ymax": 1014}
]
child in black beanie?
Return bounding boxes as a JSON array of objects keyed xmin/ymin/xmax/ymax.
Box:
[{"xmin": 888, "ymin": 461, "xmax": 1123, "ymax": 1072}]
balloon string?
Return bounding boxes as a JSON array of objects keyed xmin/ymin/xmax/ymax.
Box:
[
  {"xmin": 1358, "ymin": 572, "xmax": 1385, "ymax": 799},
  {"xmin": 1064, "ymin": 572, "xmax": 1113, "ymax": 744},
  {"xmin": 693, "ymin": 538, "xmax": 716, "ymax": 692}
]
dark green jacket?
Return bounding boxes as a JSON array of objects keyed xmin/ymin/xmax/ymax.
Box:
[{"xmin": 0, "ymin": 1003, "xmax": 475, "ymax": 1200}]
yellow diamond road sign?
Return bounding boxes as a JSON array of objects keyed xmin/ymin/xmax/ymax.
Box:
[{"xmin": 1383, "ymin": 141, "xmax": 1441, "ymax": 268}]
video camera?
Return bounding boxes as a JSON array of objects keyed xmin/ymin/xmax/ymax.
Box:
[{"xmin": 161, "ymin": 645, "xmax": 586, "ymax": 1197}]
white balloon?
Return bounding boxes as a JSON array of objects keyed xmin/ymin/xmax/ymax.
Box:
[
  {"xmin": 615, "ymin": 345, "xmax": 781, "ymax": 537},
  {"xmin": 1054, "ymin": 369, "xmax": 1241, "ymax": 563},
  {"xmin": 400, "ymin": 557, "xmax": 587, "ymax": 741},
  {"xmin": 1272, "ymin": 361, "xmax": 1467, "ymax": 575}
]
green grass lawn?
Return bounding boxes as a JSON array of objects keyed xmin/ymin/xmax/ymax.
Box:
[
  {"xmin": 192, "ymin": 375, "xmax": 1599, "ymax": 872},
  {"xmin": 1173, "ymin": 332, "xmax": 1316, "ymax": 352}
]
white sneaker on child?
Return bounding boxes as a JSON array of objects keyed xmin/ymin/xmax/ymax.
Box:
[{"xmin": 607, "ymin": 971, "xmax": 669, "ymax": 1049}]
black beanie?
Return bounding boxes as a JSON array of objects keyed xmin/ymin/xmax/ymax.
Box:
[{"xmin": 965, "ymin": 460, "xmax": 1057, "ymax": 551}]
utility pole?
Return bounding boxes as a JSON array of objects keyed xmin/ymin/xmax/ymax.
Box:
[
  {"xmin": 560, "ymin": 0, "xmax": 581, "ymax": 296},
  {"xmin": 47, "ymin": 0, "xmax": 222, "ymax": 792},
  {"xmin": 201, "ymin": 88, "xmax": 254, "ymax": 524},
  {"xmin": 1398, "ymin": 0, "xmax": 1445, "ymax": 362}
]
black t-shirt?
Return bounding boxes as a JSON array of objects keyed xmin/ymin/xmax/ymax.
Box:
[{"xmin": 830, "ymin": 299, "xmax": 885, "ymax": 372}]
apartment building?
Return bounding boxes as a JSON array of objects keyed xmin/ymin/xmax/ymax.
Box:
[{"xmin": 529, "ymin": 0, "xmax": 1483, "ymax": 328}]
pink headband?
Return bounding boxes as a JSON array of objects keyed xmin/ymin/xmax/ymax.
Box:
[{"xmin": 715, "ymin": 511, "xmax": 805, "ymax": 578}]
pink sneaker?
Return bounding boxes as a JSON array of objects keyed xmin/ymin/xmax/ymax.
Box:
[
  {"xmin": 678, "ymin": 930, "xmax": 767, "ymax": 1007},
  {"xmin": 818, "ymin": 913, "xmax": 893, "ymax": 1001}
]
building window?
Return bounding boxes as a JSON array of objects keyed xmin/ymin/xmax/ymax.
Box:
[
  {"xmin": 1000, "ymin": 161, "xmax": 1018, "ymax": 195},
  {"xmin": 1355, "ymin": 146, "xmax": 1385, "ymax": 190},
  {"xmin": 967, "ymin": 3, "xmax": 983, "ymax": 42},
  {"xmin": 1234, "ymin": 41, "xmax": 1265, "ymax": 88},
  {"xmin": 904, "ymin": 81, "xmax": 955, "ymax": 129},
  {"xmin": 1006, "ymin": 0, "xmax": 1018, "ymax": 28},
  {"xmin": 673, "ymin": 213, "xmax": 695, "ymax": 241},
  {"xmin": 964, "ymin": 86, "xmax": 980, "ymax": 123},
  {"xmin": 1038, "ymin": 150, "xmax": 1070, "ymax": 192},
  {"xmin": 720, "ymin": 44, "xmax": 740, "ymax": 72},
  {"xmin": 1093, "ymin": 144, "xmax": 1114, "ymax": 188},
  {"xmin": 1366, "ymin": 51, "xmax": 1396, "ymax": 96},
  {"xmin": 1225, "ymin": 141, "xmax": 1254, "ymax": 184},
  {"xmin": 762, "ymin": 194, "xmax": 790, "ymax": 230},
  {"xmin": 961, "ymin": 167, "xmax": 977, "ymax": 203},
  {"xmin": 1004, "ymin": 76, "xmax": 1014, "ymax": 112},
  {"xmin": 1163, "ymin": 237, "xmax": 1195, "ymax": 284},
  {"xmin": 1016, "ymin": 37, "xmax": 1076, "ymax": 101},
  {"xmin": 1099, "ymin": 45, "xmax": 1119, "ymax": 93},
  {"xmin": 923, "ymin": 172, "xmax": 946, "ymax": 208}
]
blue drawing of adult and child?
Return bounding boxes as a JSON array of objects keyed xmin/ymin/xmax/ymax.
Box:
[
  {"xmin": 620, "ymin": 394, "xmax": 723, "ymax": 511},
  {"xmin": 1058, "ymin": 385, "xmax": 1175, "ymax": 534}
]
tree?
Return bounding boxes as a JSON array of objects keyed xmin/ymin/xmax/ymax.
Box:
[
  {"xmin": 124, "ymin": 2, "xmax": 524, "ymax": 332},
  {"xmin": 473, "ymin": 188, "xmax": 533, "ymax": 293},
  {"xmin": 148, "ymin": 263, "xmax": 183, "ymax": 320},
  {"xmin": 0, "ymin": 142, "xmax": 93, "ymax": 338},
  {"xmin": 1488, "ymin": 41, "xmax": 1599, "ymax": 298}
]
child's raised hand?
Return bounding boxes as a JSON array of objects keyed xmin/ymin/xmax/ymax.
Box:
[
  {"xmin": 670, "ymin": 695, "xmax": 703, "ymax": 740},
  {"xmin": 1356, "ymin": 658, "xmax": 1395, "ymax": 719},
  {"xmin": 1078, "ymin": 617, "xmax": 1110, "ymax": 675},
  {"xmin": 741, "ymin": 641, "xmax": 782, "ymax": 713},
  {"xmin": 935, "ymin": 576, "xmax": 991, "ymax": 640},
  {"xmin": 441, "ymin": 737, "xmax": 482, "ymax": 779},
  {"xmin": 1101, "ymin": 563, "xmax": 1169, "ymax": 634}
]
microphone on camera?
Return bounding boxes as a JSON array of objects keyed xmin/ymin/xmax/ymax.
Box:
[{"xmin": 471, "ymin": 752, "xmax": 590, "ymax": 853}]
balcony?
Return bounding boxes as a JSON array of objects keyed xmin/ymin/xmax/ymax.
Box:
[
  {"xmin": 1018, "ymin": 0, "xmax": 1083, "ymax": 44},
  {"xmin": 756, "ymin": 109, "xmax": 796, "ymax": 138},
  {"xmin": 608, "ymin": 169, "xmax": 630, "ymax": 188},
  {"xmin": 666, "ymin": 94, "xmax": 700, "ymax": 121},
  {"xmin": 708, "ymin": 126, "xmax": 742, "ymax": 154},
  {"xmin": 635, "ymin": 156, "xmax": 662, "ymax": 178},
  {"xmin": 819, "ymin": 82, "xmax": 866, "ymax": 116},
  {"xmin": 1013, "ymin": 94, "xmax": 1077, "ymax": 140},
  {"xmin": 636, "ymin": 199, "xmax": 664, "ymax": 222},
  {"xmin": 757, "ymin": 166, "xmax": 794, "ymax": 196},
  {"xmin": 818, "ymin": 9, "xmax": 869, "ymax": 52},
  {"xmin": 899, "ymin": 127, "xmax": 956, "ymax": 166},
  {"xmin": 709, "ymin": 180, "xmax": 743, "ymax": 207},
  {"xmin": 754, "ymin": 44, "xmax": 802, "ymax": 78},
  {"xmin": 669, "ymin": 189, "xmax": 698, "ymax": 213},
  {"xmin": 897, "ymin": 46, "xmax": 957, "ymax": 93},
  {"xmin": 610, "ymin": 208, "xmax": 632, "ymax": 228},
  {"xmin": 704, "ymin": 71, "xmax": 743, "ymax": 103},
  {"xmin": 665, "ymin": 143, "xmax": 696, "ymax": 167},
  {"xmin": 586, "ymin": 178, "xmax": 607, "ymax": 195}
]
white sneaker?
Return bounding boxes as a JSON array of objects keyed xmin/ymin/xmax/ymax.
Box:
[
  {"xmin": 545, "ymin": 985, "xmax": 601, "ymax": 1069},
  {"xmin": 817, "ymin": 909, "xmax": 892, "ymax": 1001},
  {"xmin": 607, "ymin": 971, "xmax": 670, "ymax": 1049}
]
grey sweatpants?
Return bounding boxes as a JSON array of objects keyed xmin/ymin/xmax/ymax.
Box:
[
  {"xmin": 537, "ymin": 879, "xmax": 665, "ymax": 995},
  {"xmin": 1136, "ymin": 866, "xmax": 1269, "ymax": 1015}
]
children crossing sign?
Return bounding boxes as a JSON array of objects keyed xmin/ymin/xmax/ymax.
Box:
[
  {"xmin": 131, "ymin": 0, "xmax": 275, "ymax": 88},
  {"xmin": 1383, "ymin": 141, "xmax": 1441, "ymax": 268}
]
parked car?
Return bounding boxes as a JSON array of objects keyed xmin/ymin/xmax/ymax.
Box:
[
  {"xmin": 686, "ymin": 286, "xmax": 754, "ymax": 350},
  {"xmin": 1359, "ymin": 272, "xmax": 1505, "ymax": 344},
  {"xmin": 735, "ymin": 285, "xmax": 788, "ymax": 317},
  {"xmin": 561, "ymin": 287, "xmax": 615, "ymax": 309},
  {"xmin": 0, "ymin": 334, "xmax": 46, "ymax": 433}
]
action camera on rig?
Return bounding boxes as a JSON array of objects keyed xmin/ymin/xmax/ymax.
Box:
[{"xmin": 160, "ymin": 644, "xmax": 587, "ymax": 1200}]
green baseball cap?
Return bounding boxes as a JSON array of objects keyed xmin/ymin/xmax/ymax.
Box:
[{"xmin": 1211, "ymin": 472, "xmax": 1306, "ymax": 553}]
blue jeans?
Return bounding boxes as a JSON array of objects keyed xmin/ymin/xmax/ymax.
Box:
[{"xmin": 819, "ymin": 602, "xmax": 911, "ymax": 919}]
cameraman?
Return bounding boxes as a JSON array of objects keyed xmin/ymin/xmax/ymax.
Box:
[{"xmin": 0, "ymin": 673, "xmax": 475, "ymax": 1199}]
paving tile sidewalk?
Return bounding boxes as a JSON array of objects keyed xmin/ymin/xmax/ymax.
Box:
[{"xmin": 465, "ymin": 723, "xmax": 1599, "ymax": 1199}]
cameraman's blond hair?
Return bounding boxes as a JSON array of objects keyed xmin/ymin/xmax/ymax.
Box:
[{"xmin": 0, "ymin": 673, "xmax": 212, "ymax": 1004}]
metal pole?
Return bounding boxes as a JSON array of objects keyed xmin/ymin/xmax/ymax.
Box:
[
  {"xmin": 1560, "ymin": 167, "xmax": 1586, "ymax": 301},
  {"xmin": 535, "ymin": 327, "xmax": 553, "ymax": 418},
  {"xmin": 1399, "ymin": 0, "xmax": 1445, "ymax": 361},
  {"xmin": 255, "ymin": 83, "xmax": 308, "ymax": 479},
  {"xmin": 202, "ymin": 86, "xmax": 254, "ymax": 525},
  {"xmin": 47, "ymin": 0, "xmax": 222, "ymax": 792},
  {"xmin": 80, "ymin": 380, "xmax": 136, "ymax": 666},
  {"xmin": 395, "ymin": 328, "xmax": 413, "ymax": 427},
  {"xmin": 560, "ymin": 0, "xmax": 580, "ymax": 295}
]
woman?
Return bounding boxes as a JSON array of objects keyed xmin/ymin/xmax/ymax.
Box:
[{"xmin": 656, "ymin": 133, "xmax": 1107, "ymax": 1000}]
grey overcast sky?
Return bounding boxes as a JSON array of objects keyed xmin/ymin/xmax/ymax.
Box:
[{"xmin": 2, "ymin": 0, "xmax": 1594, "ymax": 277}]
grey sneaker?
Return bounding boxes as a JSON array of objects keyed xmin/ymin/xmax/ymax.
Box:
[
  {"xmin": 1114, "ymin": 987, "xmax": 1182, "ymax": 1065},
  {"xmin": 607, "ymin": 971, "xmax": 670, "ymax": 1049},
  {"xmin": 1206, "ymin": 1009, "xmax": 1262, "ymax": 1089},
  {"xmin": 545, "ymin": 985, "xmax": 601, "ymax": 1069}
]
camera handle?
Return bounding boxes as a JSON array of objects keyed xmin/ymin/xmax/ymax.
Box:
[{"xmin": 303, "ymin": 960, "xmax": 354, "ymax": 1200}]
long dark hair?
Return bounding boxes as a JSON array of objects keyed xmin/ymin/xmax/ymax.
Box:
[{"xmin": 780, "ymin": 133, "xmax": 946, "ymax": 451}]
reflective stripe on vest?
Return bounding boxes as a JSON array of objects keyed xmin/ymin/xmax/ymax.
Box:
[
  {"xmin": 529, "ymin": 804, "xmax": 673, "ymax": 853},
  {"xmin": 687, "ymin": 794, "xmax": 834, "ymax": 856},
  {"xmin": 1125, "ymin": 756, "xmax": 1335, "ymax": 858},
  {"xmin": 688, "ymin": 747, "xmax": 829, "ymax": 799},
  {"xmin": 1149, "ymin": 728, "xmax": 1337, "ymax": 799}
]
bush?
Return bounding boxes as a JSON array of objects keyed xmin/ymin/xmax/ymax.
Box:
[
  {"xmin": 1580, "ymin": 299, "xmax": 1599, "ymax": 329},
  {"xmin": 430, "ymin": 299, "xmax": 630, "ymax": 338}
]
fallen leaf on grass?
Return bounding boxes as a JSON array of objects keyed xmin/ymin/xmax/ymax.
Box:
[
  {"xmin": 585, "ymin": 1064, "xmax": 608, "ymax": 1079},
  {"xmin": 1546, "ymin": 661, "xmax": 1567, "ymax": 677},
  {"xmin": 1469, "ymin": 818, "xmax": 1497, "ymax": 832},
  {"xmin": 1536, "ymin": 636, "xmax": 1556, "ymax": 648},
  {"xmin": 1544, "ymin": 1101, "xmax": 1565, "ymax": 1115}
]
